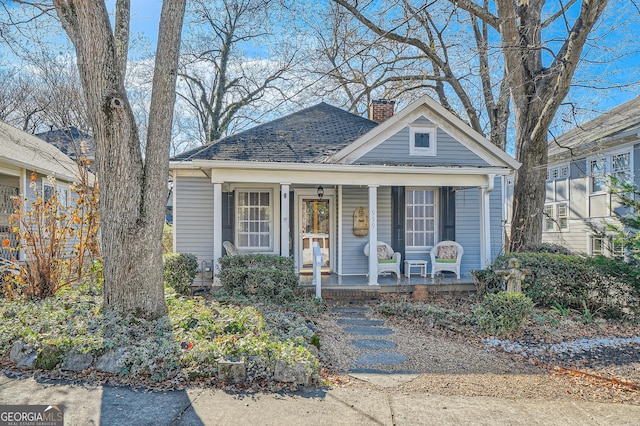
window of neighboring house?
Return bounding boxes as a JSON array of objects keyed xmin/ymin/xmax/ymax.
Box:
[
  {"xmin": 591, "ymin": 236, "xmax": 605, "ymax": 256},
  {"xmin": 236, "ymin": 190, "xmax": 272, "ymax": 250},
  {"xmin": 589, "ymin": 150, "xmax": 632, "ymax": 193},
  {"xmin": 557, "ymin": 203, "xmax": 568, "ymax": 229},
  {"xmin": 409, "ymin": 126, "xmax": 437, "ymax": 156},
  {"xmin": 42, "ymin": 182, "xmax": 55, "ymax": 203},
  {"xmin": 590, "ymin": 157, "xmax": 607, "ymax": 192},
  {"xmin": 58, "ymin": 186, "xmax": 69, "ymax": 208},
  {"xmin": 546, "ymin": 164, "xmax": 569, "ymax": 181},
  {"xmin": 611, "ymin": 240, "xmax": 625, "ymax": 257},
  {"xmin": 612, "ymin": 152, "xmax": 631, "ymax": 182},
  {"xmin": 543, "ymin": 203, "xmax": 568, "ymax": 231},
  {"xmin": 405, "ymin": 188, "xmax": 436, "ymax": 249}
]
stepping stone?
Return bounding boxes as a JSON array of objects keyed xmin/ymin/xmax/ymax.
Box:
[
  {"xmin": 353, "ymin": 352, "xmax": 407, "ymax": 366},
  {"xmin": 335, "ymin": 312, "xmax": 368, "ymax": 319},
  {"xmin": 331, "ymin": 307, "xmax": 368, "ymax": 314},
  {"xmin": 351, "ymin": 339, "xmax": 397, "ymax": 350},
  {"xmin": 349, "ymin": 368, "xmax": 419, "ymax": 375},
  {"xmin": 337, "ymin": 319, "xmax": 385, "ymax": 326},
  {"xmin": 343, "ymin": 326, "xmax": 394, "ymax": 336}
]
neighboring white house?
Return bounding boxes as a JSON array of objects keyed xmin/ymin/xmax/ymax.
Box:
[
  {"xmin": 169, "ymin": 96, "xmax": 520, "ymax": 285},
  {"xmin": 508, "ymin": 96, "xmax": 640, "ymax": 256},
  {"xmin": 0, "ymin": 121, "xmax": 81, "ymax": 261}
]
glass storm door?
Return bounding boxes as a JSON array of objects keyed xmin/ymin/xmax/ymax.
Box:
[{"xmin": 300, "ymin": 198, "xmax": 331, "ymax": 270}]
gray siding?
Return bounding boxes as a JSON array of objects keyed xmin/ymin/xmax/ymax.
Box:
[
  {"xmin": 340, "ymin": 186, "xmax": 391, "ymax": 275},
  {"xmin": 357, "ymin": 120, "xmax": 490, "ymax": 166},
  {"xmin": 174, "ymin": 176, "xmax": 214, "ymax": 264},
  {"xmin": 455, "ymin": 188, "xmax": 482, "ymax": 277}
]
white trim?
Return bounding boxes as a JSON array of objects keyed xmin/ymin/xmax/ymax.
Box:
[
  {"xmin": 409, "ymin": 125, "xmax": 437, "ymax": 156},
  {"xmin": 280, "ymin": 184, "xmax": 290, "ymax": 258},
  {"xmin": 213, "ymin": 183, "xmax": 222, "ymax": 283},
  {"xmin": 233, "ymin": 185, "xmax": 280, "ymax": 254},
  {"xmin": 404, "ymin": 187, "xmax": 438, "ymax": 251},
  {"xmin": 368, "ymin": 185, "xmax": 378, "ymax": 285},
  {"xmin": 294, "ymin": 188, "xmax": 336, "ymax": 273},
  {"xmin": 337, "ymin": 184, "xmax": 343, "ymax": 275}
]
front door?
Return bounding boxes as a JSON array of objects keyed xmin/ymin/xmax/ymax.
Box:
[{"xmin": 298, "ymin": 196, "xmax": 332, "ymax": 272}]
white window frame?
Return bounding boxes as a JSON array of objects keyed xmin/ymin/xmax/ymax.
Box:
[
  {"xmin": 409, "ymin": 125, "xmax": 437, "ymax": 156},
  {"xmin": 591, "ymin": 236, "xmax": 605, "ymax": 256},
  {"xmin": 543, "ymin": 202, "xmax": 569, "ymax": 232},
  {"xmin": 588, "ymin": 149, "xmax": 632, "ymax": 194},
  {"xmin": 405, "ymin": 187, "xmax": 437, "ymax": 251},
  {"xmin": 235, "ymin": 188, "xmax": 274, "ymax": 252},
  {"xmin": 546, "ymin": 163, "xmax": 569, "ymax": 181}
]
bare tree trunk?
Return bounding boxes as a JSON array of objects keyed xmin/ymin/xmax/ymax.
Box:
[{"xmin": 53, "ymin": 0, "xmax": 186, "ymax": 318}]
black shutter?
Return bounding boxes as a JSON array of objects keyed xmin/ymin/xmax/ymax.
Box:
[
  {"xmin": 391, "ymin": 186, "xmax": 405, "ymax": 271},
  {"xmin": 222, "ymin": 191, "xmax": 234, "ymax": 253},
  {"xmin": 440, "ymin": 187, "xmax": 455, "ymax": 241}
]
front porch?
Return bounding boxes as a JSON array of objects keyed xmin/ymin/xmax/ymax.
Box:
[{"xmin": 298, "ymin": 272, "xmax": 476, "ymax": 300}]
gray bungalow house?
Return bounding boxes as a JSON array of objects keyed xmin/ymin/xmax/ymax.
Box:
[
  {"xmin": 532, "ymin": 96, "xmax": 640, "ymax": 256},
  {"xmin": 169, "ymin": 95, "xmax": 520, "ymax": 286},
  {"xmin": 0, "ymin": 121, "xmax": 82, "ymax": 261}
]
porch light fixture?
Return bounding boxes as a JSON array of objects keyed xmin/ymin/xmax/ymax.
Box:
[{"xmin": 317, "ymin": 185, "xmax": 324, "ymax": 200}]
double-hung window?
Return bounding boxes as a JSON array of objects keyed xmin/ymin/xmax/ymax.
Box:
[
  {"xmin": 405, "ymin": 188, "xmax": 436, "ymax": 249},
  {"xmin": 236, "ymin": 190, "xmax": 272, "ymax": 251},
  {"xmin": 543, "ymin": 203, "xmax": 568, "ymax": 232}
]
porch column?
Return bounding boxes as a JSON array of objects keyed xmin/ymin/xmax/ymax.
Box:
[
  {"xmin": 337, "ymin": 184, "xmax": 343, "ymax": 275},
  {"xmin": 213, "ymin": 181, "xmax": 223, "ymax": 284},
  {"xmin": 280, "ymin": 183, "xmax": 290, "ymax": 257},
  {"xmin": 368, "ymin": 185, "xmax": 378, "ymax": 285},
  {"xmin": 480, "ymin": 175, "xmax": 495, "ymax": 268}
]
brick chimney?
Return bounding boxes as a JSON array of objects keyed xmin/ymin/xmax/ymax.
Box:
[{"xmin": 369, "ymin": 99, "xmax": 395, "ymax": 123}]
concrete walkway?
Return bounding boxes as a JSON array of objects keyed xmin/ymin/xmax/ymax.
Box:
[{"xmin": 0, "ymin": 374, "xmax": 639, "ymax": 425}]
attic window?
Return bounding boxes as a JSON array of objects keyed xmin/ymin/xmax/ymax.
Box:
[{"xmin": 410, "ymin": 126, "xmax": 437, "ymax": 156}]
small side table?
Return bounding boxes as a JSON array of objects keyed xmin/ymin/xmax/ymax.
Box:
[{"xmin": 404, "ymin": 260, "xmax": 428, "ymax": 284}]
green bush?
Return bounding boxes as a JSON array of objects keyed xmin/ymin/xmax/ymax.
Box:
[
  {"xmin": 474, "ymin": 292, "xmax": 534, "ymax": 336},
  {"xmin": 218, "ymin": 254, "xmax": 300, "ymax": 303},
  {"xmin": 474, "ymin": 252, "xmax": 640, "ymax": 318},
  {"xmin": 163, "ymin": 253, "xmax": 198, "ymax": 295},
  {"xmin": 521, "ymin": 243, "xmax": 574, "ymax": 255}
]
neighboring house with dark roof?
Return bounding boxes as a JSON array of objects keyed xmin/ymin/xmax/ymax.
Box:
[
  {"xmin": 170, "ymin": 97, "xmax": 520, "ymax": 287},
  {"xmin": 36, "ymin": 126, "xmax": 95, "ymax": 164},
  {"xmin": 516, "ymin": 96, "xmax": 640, "ymax": 256},
  {"xmin": 0, "ymin": 121, "xmax": 82, "ymax": 261}
]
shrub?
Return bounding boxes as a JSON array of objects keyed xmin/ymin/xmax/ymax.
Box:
[
  {"xmin": 218, "ymin": 254, "xmax": 300, "ymax": 303},
  {"xmin": 163, "ymin": 253, "xmax": 198, "ymax": 295},
  {"xmin": 521, "ymin": 243, "xmax": 574, "ymax": 255},
  {"xmin": 475, "ymin": 252, "xmax": 640, "ymax": 318},
  {"xmin": 474, "ymin": 292, "xmax": 534, "ymax": 336}
]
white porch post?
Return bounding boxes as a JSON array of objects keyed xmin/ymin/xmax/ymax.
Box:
[
  {"xmin": 213, "ymin": 182, "xmax": 223, "ymax": 284},
  {"xmin": 280, "ymin": 183, "xmax": 290, "ymax": 257},
  {"xmin": 480, "ymin": 175, "xmax": 495, "ymax": 268},
  {"xmin": 368, "ymin": 185, "xmax": 378, "ymax": 285},
  {"xmin": 337, "ymin": 184, "xmax": 343, "ymax": 275}
]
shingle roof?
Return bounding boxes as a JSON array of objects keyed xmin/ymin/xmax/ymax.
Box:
[
  {"xmin": 549, "ymin": 96, "xmax": 640, "ymax": 159},
  {"xmin": 36, "ymin": 126, "xmax": 95, "ymax": 160},
  {"xmin": 171, "ymin": 102, "xmax": 378, "ymax": 163},
  {"xmin": 0, "ymin": 121, "xmax": 79, "ymax": 181}
]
